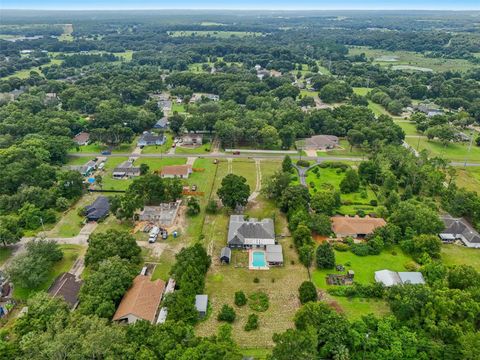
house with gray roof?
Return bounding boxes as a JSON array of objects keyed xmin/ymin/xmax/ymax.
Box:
[
  {"xmin": 374, "ymin": 270, "xmax": 425, "ymax": 287},
  {"xmin": 137, "ymin": 132, "xmax": 166, "ymax": 147},
  {"xmin": 302, "ymin": 135, "xmax": 340, "ymax": 151},
  {"xmin": 153, "ymin": 117, "xmax": 168, "ymax": 130},
  {"xmin": 266, "ymin": 244, "xmax": 283, "ymax": 266},
  {"xmin": 439, "ymin": 215, "xmax": 480, "ymax": 248},
  {"xmin": 227, "ymin": 215, "xmax": 275, "ymax": 249},
  {"xmin": 113, "ymin": 160, "xmax": 140, "ymax": 179}
]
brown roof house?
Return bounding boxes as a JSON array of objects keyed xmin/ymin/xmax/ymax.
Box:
[
  {"xmin": 160, "ymin": 164, "xmax": 192, "ymax": 179},
  {"xmin": 48, "ymin": 272, "xmax": 83, "ymax": 309},
  {"xmin": 302, "ymin": 135, "xmax": 339, "ymax": 151},
  {"xmin": 113, "ymin": 275, "xmax": 165, "ymax": 324},
  {"xmin": 73, "ymin": 132, "xmax": 90, "ymax": 146},
  {"xmin": 331, "ymin": 215, "xmax": 386, "ymax": 238}
]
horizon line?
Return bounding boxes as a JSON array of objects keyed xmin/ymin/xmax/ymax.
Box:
[{"xmin": 2, "ymin": 7, "xmax": 480, "ymax": 11}]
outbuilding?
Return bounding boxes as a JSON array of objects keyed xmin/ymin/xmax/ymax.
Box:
[
  {"xmin": 220, "ymin": 247, "xmax": 231, "ymax": 264},
  {"xmin": 195, "ymin": 294, "xmax": 208, "ymax": 318}
]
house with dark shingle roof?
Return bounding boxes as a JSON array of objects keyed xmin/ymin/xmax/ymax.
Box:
[
  {"xmin": 302, "ymin": 135, "xmax": 339, "ymax": 151},
  {"xmin": 439, "ymin": 215, "xmax": 480, "ymax": 248},
  {"xmin": 137, "ymin": 132, "xmax": 166, "ymax": 147},
  {"xmin": 227, "ymin": 215, "xmax": 275, "ymax": 249},
  {"xmin": 153, "ymin": 117, "xmax": 168, "ymax": 130},
  {"xmin": 84, "ymin": 196, "xmax": 110, "ymax": 222},
  {"xmin": 48, "ymin": 272, "xmax": 82, "ymax": 309}
]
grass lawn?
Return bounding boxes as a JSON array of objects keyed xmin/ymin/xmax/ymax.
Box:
[
  {"xmin": 0, "ymin": 247, "xmax": 13, "ymax": 266},
  {"xmin": 454, "ymin": 166, "xmax": 480, "ymax": 193},
  {"xmin": 348, "ymin": 46, "xmax": 476, "ymax": 72},
  {"xmin": 395, "ymin": 121, "xmax": 419, "ymax": 136},
  {"xmin": 305, "ymin": 166, "xmax": 378, "ymax": 215},
  {"xmin": 176, "ymin": 141, "xmax": 212, "ymax": 154},
  {"xmin": 141, "ymin": 133, "xmax": 174, "ymax": 154},
  {"xmin": 68, "ymin": 141, "xmax": 135, "ymax": 154},
  {"xmin": 171, "ymin": 103, "xmax": 185, "ymax": 113},
  {"xmin": 232, "ymin": 160, "xmax": 258, "ymax": 191},
  {"xmin": 323, "ymin": 139, "xmax": 366, "ymax": 158},
  {"xmin": 13, "ymin": 244, "xmax": 84, "ymax": 300},
  {"xmin": 405, "ymin": 137, "xmax": 480, "ymax": 163},
  {"xmin": 260, "ymin": 161, "xmax": 281, "ymax": 185},
  {"xmin": 113, "ymin": 50, "xmax": 133, "ymax": 61},
  {"xmin": 352, "ymin": 87, "xmax": 394, "ymax": 117},
  {"xmin": 47, "ymin": 193, "xmax": 99, "ymax": 237},
  {"xmin": 441, "ymin": 245, "xmax": 480, "ymax": 271},
  {"xmin": 312, "ymin": 246, "xmax": 413, "ymax": 319},
  {"xmin": 65, "ymin": 156, "xmax": 93, "ymax": 165}
]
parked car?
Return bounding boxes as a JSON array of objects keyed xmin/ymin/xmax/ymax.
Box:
[
  {"xmin": 191, "ymin": 184, "xmax": 197, "ymax": 191},
  {"xmin": 101, "ymin": 150, "xmax": 111, "ymax": 155},
  {"xmin": 233, "ymin": 151, "xmax": 240, "ymax": 155},
  {"xmin": 172, "ymin": 143, "xmax": 176, "ymax": 148}
]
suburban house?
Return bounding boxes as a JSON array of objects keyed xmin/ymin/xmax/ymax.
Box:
[
  {"xmin": 68, "ymin": 159, "xmax": 97, "ymax": 176},
  {"xmin": 181, "ymin": 133, "xmax": 203, "ymax": 146},
  {"xmin": 73, "ymin": 132, "xmax": 90, "ymax": 146},
  {"xmin": 160, "ymin": 165, "xmax": 192, "ymax": 179},
  {"xmin": 195, "ymin": 294, "xmax": 208, "ymax": 318},
  {"xmin": 414, "ymin": 104, "xmax": 443, "ymax": 117},
  {"xmin": 227, "ymin": 215, "xmax": 275, "ymax": 249},
  {"xmin": 47, "ymin": 272, "xmax": 83, "ymax": 309},
  {"xmin": 256, "ymin": 69, "xmax": 270, "ymax": 80},
  {"xmin": 137, "ymin": 201, "xmax": 181, "ymax": 226},
  {"xmin": 158, "ymin": 100, "xmax": 172, "ymax": 112},
  {"xmin": 113, "ymin": 159, "xmax": 140, "ymax": 179},
  {"xmin": 84, "ymin": 196, "xmax": 110, "ymax": 221},
  {"xmin": 265, "ymin": 244, "xmax": 284, "ymax": 266},
  {"xmin": 220, "ymin": 247, "xmax": 232, "ymax": 264},
  {"xmin": 375, "ymin": 270, "xmax": 425, "ymax": 287},
  {"xmin": 190, "ymin": 93, "xmax": 219, "ymax": 103},
  {"xmin": 302, "ymin": 135, "xmax": 339, "ymax": 151},
  {"xmin": 137, "ymin": 132, "xmax": 166, "ymax": 147},
  {"xmin": 113, "ymin": 275, "xmax": 165, "ymax": 324},
  {"xmin": 439, "ymin": 215, "xmax": 480, "ymax": 248},
  {"xmin": 153, "ymin": 117, "xmax": 168, "ymax": 130},
  {"xmin": 331, "ymin": 215, "xmax": 387, "ymax": 238}
]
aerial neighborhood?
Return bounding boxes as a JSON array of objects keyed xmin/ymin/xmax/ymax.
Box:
[{"xmin": 0, "ymin": 7, "xmax": 480, "ymax": 360}]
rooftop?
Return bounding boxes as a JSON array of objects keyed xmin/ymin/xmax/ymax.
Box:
[
  {"xmin": 47, "ymin": 272, "xmax": 82, "ymax": 309},
  {"xmin": 331, "ymin": 215, "xmax": 387, "ymax": 236},
  {"xmin": 160, "ymin": 164, "xmax": 192, "ymax": 176}
]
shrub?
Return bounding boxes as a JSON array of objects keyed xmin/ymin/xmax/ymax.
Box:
[
  {"xmin": 350, "ymin": 243, "xmax": 371, "ymax": 256},
  {"xmin": 404, "ymin": 261, "xmax": 419, "ymax": 271},
  {"xmin": 244, "ymin": 313, "xmax": 259, "ymax": 331},
  {"xmin": 253, "ymin": 277, "xmax": 260, "ymax": 283},
  {"xmin": 334, "ymin": 243, "xmax": 350, "ymax": 252},
  {"xmin": 298, "ymin": 281, "xmax": 318, "ymax": 304},
  {"xmin": 296, "ymin": 159, "xmax": 310, "ymax": 167},
  {"xmin": 327, "ymin": 283, "xmax": 385, "ymax": 298},
  {"xmin": 370, "ymin": 199, "xmax": 378, "ymax": 206},
  {"xmin": 217, "ymin": 304, "xmax": 236, "ymax": 323},
  {"xmin": 186, "ymin": 197, "xmax": 200, "ymax": 216},
  {"xmin": 248, "ymin": 292, "xmax": 269, "ymax": 312},
  {"xmin": 356, "ymin": 209, "xmax": 366, "ymax": 217},
  {"xmin": 234, "ymin": 291, "xmax": 247, "ymax": 306},
  {"xmin": 316, "ymin": 242, "xmax": 335, "ymax": 269},
  {"xmin": 205, "ymin": 199, "xmax": 218, "ymax": 214}
]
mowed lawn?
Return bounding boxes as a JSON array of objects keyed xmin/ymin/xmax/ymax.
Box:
[
  {"xmin": 405, "ymin": 137, "xmax": 480, "ymax": 163},
  {"xmin": 232, "ymin": 160, "xmax": 258, "ymax": 191},
  {"xmin": 305, "ymin": 166, "xmax": 378, "ymax": 215},
  {"xmin": 13, "ymin": 244, "xmax": 85, "ymax": 300},
  {"xmin": 395, "ymin": 121, "xmax": 419, "ymax": 136},
  {"xmin": 48, "ymin": 193, "xmax": 99, "ymax": 237},
  {"xmin": 312, "ymin": 246, "xmax": 413, "ymax": 319},
  {"xmin": 323, "ymin": 139, "xmax": 366, "ymax": 158},
  {"xmin": 68, "ymin": 141, "xmax": 135, "ymax": 154},
  {"xmin": 441, "ymin": 245, "xmax": 480, "ymax": 271},
  {"xmin": 454, "ymin": 167, "xmax": 480, "ymax": 193}
]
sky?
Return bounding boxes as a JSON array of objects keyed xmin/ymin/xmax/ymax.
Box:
[{"xmin": 2, "ymin": 1, "xmax": 479, "ymax": 11}]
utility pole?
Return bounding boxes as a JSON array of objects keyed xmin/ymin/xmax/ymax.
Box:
[{"xmin": 464, "ymin": 131, "xmax": 474, "ymax": 168}]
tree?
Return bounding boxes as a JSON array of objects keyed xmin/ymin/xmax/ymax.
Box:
[
  {"xmin": 78, "ymin": 256, "xmax": 137, "ymax": 318},
  {"xmin": 234, "ymin": 291, "xmax": 247, "ymax": 306},
  {"xmin": 217, "ymin": 174, "xmax": 250, "ymax": 210},
  {"xmin": 282, "ymin": 155, "xmax": 293, "ymax": 173},
  {"xmin": 0, "ymin": 215, "xmax": 23, "ymax": 247},
  {"xmin": 84, "ymin": 229, "xmax": 141, "ymax": 270},
  {"xmin": 94, "ymin": 174, "xmax": 103, "ymax": 188},
  {"xmin": 262, "ymin": 170, "xmax": 292, "ymax": 200},
  {"xmin": 389, "ymin": 200, "xmax": 444, "ymax": 236},
  {"xmin": 169, "ymin": 113, "xmax": 185, "ymax": 135},
  {"xmin": 447, "ymin": 265, "xmax": 480, "ymax": 290},
  {"xmin": 339, "ymin": 169, "xmax": 360, "ymax": 193},
  {"xmin": 217, "ymin": 304, "xmax": 236, "ymax": 323},
  {"xmin": 310, "ymin": 191, "xmax": 340, "ymax": 215},
  {"xmin": 206, "ymin": 199, "xmax": 218, "ymax": 214},
  {"xmin": 298, "ymin": 281, "xmax": 317, "ymax": 304},
  {"xmin": 316, "ymin": 242, "xmax": 335, "ymax": 269},
  {"xmin": 244, "ymin": 313, "xmax": 259, "ymax": 331},
  {"xmin": 7, "ymin": 239, "xmax": 63, "ymax": 289},
  {"xmin": 279, "ymin": 185, "xmax": 310, "ymax": 213},
  {"xmin": 186, "ymin": 197, "xmax": 200, "ymax": 216},
  {"xmin": 309, "ymin": 213, "xmax": 332, "ymax": 236},
  {"xmin": 293, "ymin": 224, "xmax": 313, "ymax": 249},
  {"xmin": 298, "ymin": 245, "xmax": 314, "ymax": 280},
  {"xmin": 271, "ymin": 328, "xmax": 318, "ymax": 360},
  {"xmin": 139, "ymin": 163, "xmax": 149, "ymax": 175}
]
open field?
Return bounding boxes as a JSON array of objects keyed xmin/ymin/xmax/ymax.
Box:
[
  {"xmin": 322, "ymin": 139, "xmax": 367, "ymax": 158},
  {"xmin": 312, "ymin": 246, "xmax": 413, "ymax": 318},
  {"xmin": 348, "ymin": 46, "xmax": 476, "ymax": 72},
  {"xmin": 68, "ymin": 141, "xmax": 136, "ymax": 154},
  {"xmin": 405, "ymin": 137, "xmax": 480, "ymax": 163},
  {"xmin": 441, "ymin": 245, "xmax": 480, "ymax": 271},
  {"xmin": 58, "ymin": 24, "xmax": 74, "ymax": 41},
  {"xmin": 47, "ymin": 193, "xmax": 99, "ymax": 237},
  {"xmin": 13, "ymin": 244, "xmax": 84, "ymax": 300},
  {"xmin": 455, "ymin": 166, "xmax": 480, "ymax": 193},
  {"xmin": 352, "ymin": 87, "xmax": 391, "ymax": 117},
  {"xmin": 395, "ymin": 120, "xmax": 419, "ymax": 135},
  {"xmin": 169, "ymin": 30, "xmax": 262, "ymax": 38},
  {"xmin": 232, "ymin": 160, "xmax": 258, "ymax": 191},
  {"xmin": 305, "ymin": 165, "xmax": 378, "ymax": 215}
]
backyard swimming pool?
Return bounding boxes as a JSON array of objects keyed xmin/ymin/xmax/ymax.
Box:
[{"xmin": 252, "ymin": 251, "xmax": 266, "ymax": 267}]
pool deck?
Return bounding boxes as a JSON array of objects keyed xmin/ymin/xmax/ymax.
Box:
[{"xmin": 248, "ymin": 249, "xmax": 269, "ymax": 270}]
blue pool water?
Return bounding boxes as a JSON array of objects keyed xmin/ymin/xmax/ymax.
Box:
[{"xmin": 252, "ymin": 251, "xmax": 266, "ymax": 267}]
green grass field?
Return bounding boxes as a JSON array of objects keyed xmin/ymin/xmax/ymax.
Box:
[
  {"xmin": 232, "ymin": 160, "xmax": 258, "ymax": 191},
  {"xmin": 312, "ymin": 246, "xmax": 413, "ymax": 319},
  {"xmin": 405, "ymin": 137, "xmax": 480, "ymax": 163},
  {"xmin": 348, "ymin": 46, "xmax": 476, "ymax": 72},
  {"xmin": 441, "ymin": 245, "xmax": 480, "ymax": 271},
  {"xmin": 65, "ymin": 156, "xmax": 93, "ymax": 166},
  {"xmin": 13, "ymin": 244, "xmax": 84, "ymax": 300},
  {"xmin": 169, "ymin": 30, "xmax": 262, "ymax": 38},
  {"xmin": 455, "ymin": 167, "xmax": 480, "ymax": 193},
  {"xmin": 352, "ymin": 87, "xmax": 391, "ymax": 117},
  {"xmin": 175, "ymin": 142, "xmax": 212, "ymax": 154},
  {"xmin": 323, "ymin": 139, "xmax": 367, "ymax": 158},
  {"xmin": 68, "ymin": 141, "xmax": 135, "ymax": 154},
  {"xmin": 395, "ymin": 121, "xmax": 419, "ymax": 135}
]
